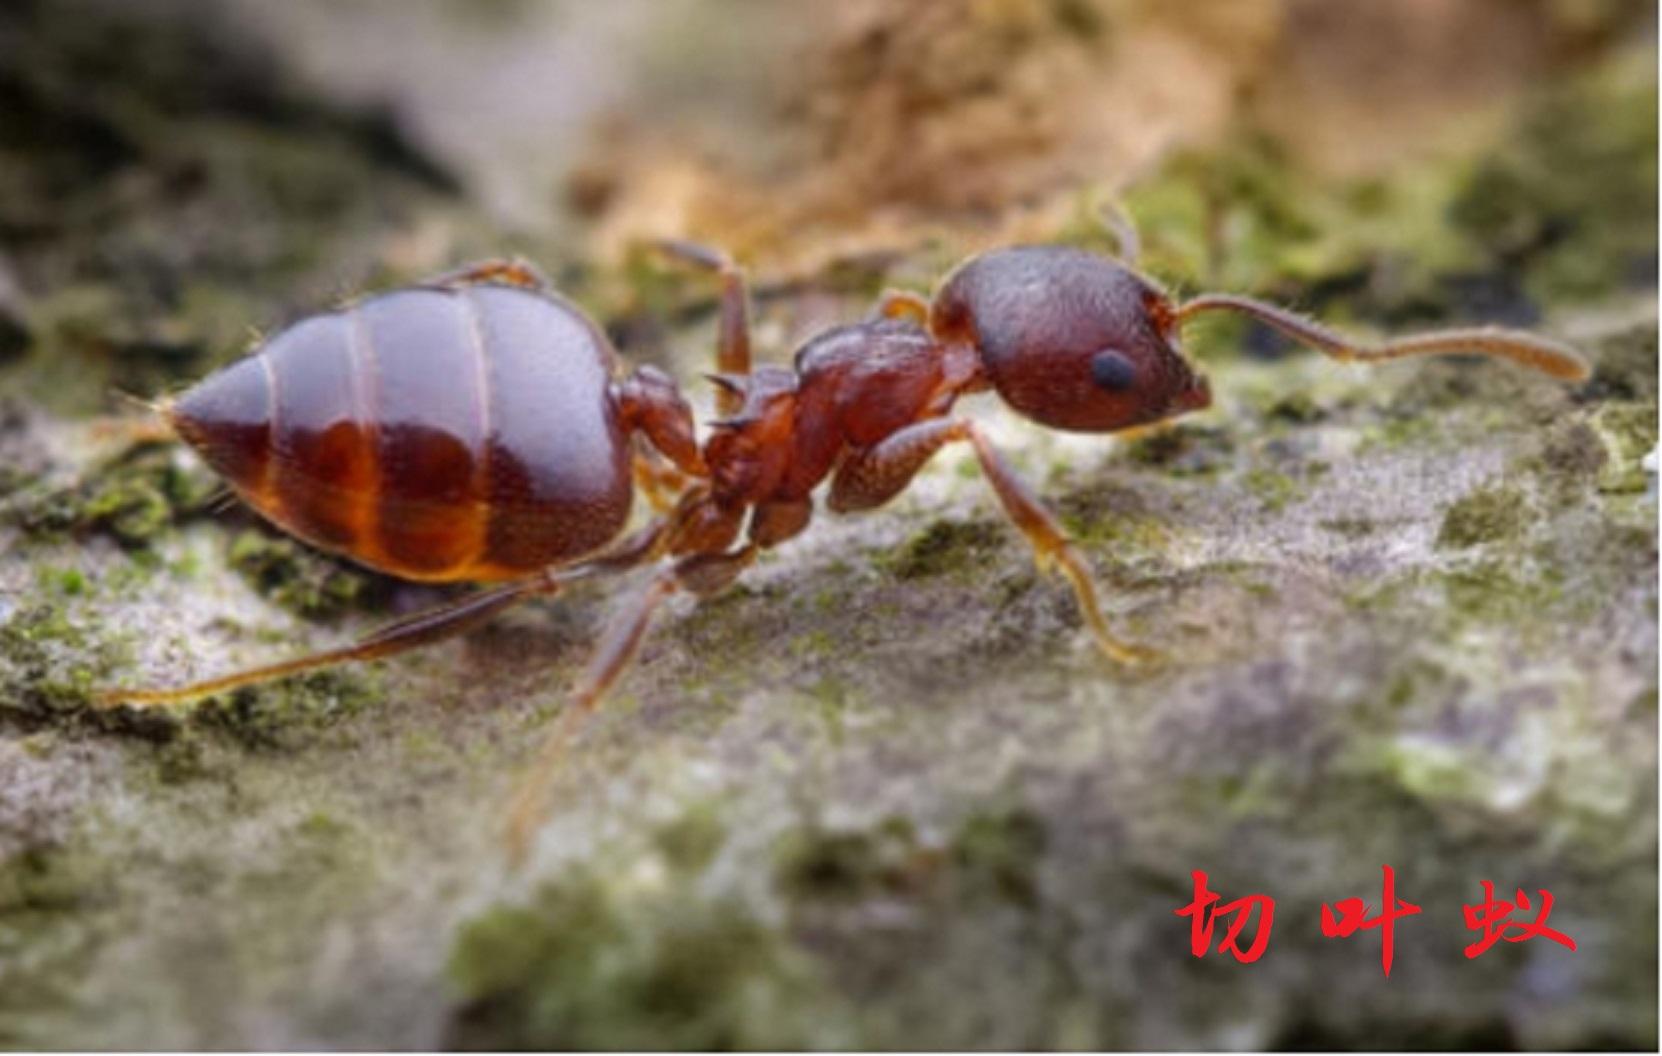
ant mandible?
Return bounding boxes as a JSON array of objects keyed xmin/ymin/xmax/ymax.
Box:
[{"xmin": 96, "ymin": 222, "xmax": 1589, "ymax": 859}]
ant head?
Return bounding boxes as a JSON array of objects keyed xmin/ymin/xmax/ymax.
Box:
[{"xmin": 931, "ymin": 246, "xmax": 1210, "ymax": 432}]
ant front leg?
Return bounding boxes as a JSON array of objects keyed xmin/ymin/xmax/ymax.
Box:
[
  {"xmin": 429, "ymin": 258, "xmax": 553, "ymax": 293},
  {"xmin": 653, "ymin": 239, "xmax": 753, "ymax": 417},
  {"xmin": 828, "ymin": 419, "xmax": 1157, "ymax": 666},
  {"xmin": 504, "ymin": 545, "xmax": 757, "ymax": 864}
]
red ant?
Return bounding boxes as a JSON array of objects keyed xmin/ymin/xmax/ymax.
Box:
[{"xmin": 95, "ymin": 230, "xmax": 1588, "ymax": 858}]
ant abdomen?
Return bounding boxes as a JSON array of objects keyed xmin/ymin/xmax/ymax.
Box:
[{"xmin": 168, "ymin": 285, "xmax": 633, "ymax": 582}]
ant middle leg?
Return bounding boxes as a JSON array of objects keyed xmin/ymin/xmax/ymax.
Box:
[
  {"xmin": 652, "ymin": 239, "xmax": 752, "ymax": 416},
  {"xmin": 504, "ymin": 544, "xmax": 757, "ymax": 863},
  {"xmin": 828, "ymin": 418, "xmax": 1156, "ymax": 665}
]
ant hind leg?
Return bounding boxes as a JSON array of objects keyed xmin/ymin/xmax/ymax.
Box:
[
  {"xmin": 96, "ymin": 577, "xmax": 551, "ymax": 710},
  {"xmin": 429, "ymin": 258, "xmax": 553, "ymax": 293},
  {"xmin": 504, "ymin": 545, "xmax": 756, "ymax": 865},
  {"xmin": 97, "ymin": 520, "xmax": 674, "ymax": 711}
]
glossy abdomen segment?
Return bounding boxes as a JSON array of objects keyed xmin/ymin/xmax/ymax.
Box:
[{"xmin": 168, "ymin": 285, "xmax": 632, "ymax": 581}]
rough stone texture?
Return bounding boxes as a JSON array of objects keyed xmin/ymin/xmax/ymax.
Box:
[{"xmin": 0, "ymin": 1, "xmax": 1654, "ymax": 1050}]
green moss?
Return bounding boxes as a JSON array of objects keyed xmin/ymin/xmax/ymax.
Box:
[
  {"xmin": 1449, "ymin": 53, "xmax": 1658, "ymax": 305},
  {"xmin": 1438, "ymin": 560, "xmax": 1565, "ymax": 626},
  {"xmin": 35, "ymin": 567, "xmax": 87, "ymax": 598},
  {"xmin": 1585, "ymin": 322, "xmax": 1660, "ymax": 403},
  {"xmin": 0, "ymin": 601, "xmax": 108, "ymax": 720},
  {"xmin": 787, "ymin": 628, "xmax": 837, "ymax": 661},
  {"xmin": 1517, "ymin": 417, "xmax": 1609, "ymax": 494},
  {"xmin": 775, "ymin": 816, "xmax": 925, "ymax": 902},
  {"xmin": 877, "ymin": 518, "xmax": 1006, "ymax": 581},
  {"xmin": 190, "ymin": 668, "xmax": 377, "ymax": 751},
  {"xmin": 1586, "ymin": 402, "xmax": 1657, "ymax": 494},
  {"xmin": 775, "ymin": 807, "xmax": 1047, "ymax": 910},
  {"xmin": 1361, "ymin": 410, "xmax": 1441, "ymax": 453},
  {"xmin": 1436, "ymin": 484, "xmax": 1530, "ymax": 549},
  {"xmin": 1117, "ymin": 423, "xmax": 1234, "ymax": 475},
  {"xmin": 1122, "ymin": 52, "xmax": 1654, "ymax": 345},
  {"xmin": 0, "ymin": 846, "xmax": 113, "ymax": 915},
  {"xmin": 81, "ymin": 478, "xmax": 172, "ymax": 546},
  {"xmin": 652, "ymin": 803, "xmax": 727, "ymax": 873},
  {"xmin": 1125, "ymin": 130, "xmax": 1479, "ymax": 321},
  {"xmin": 226, "ymin": 528, "xmax": 382, "ymax": 619},
  {"xmin": 948, "ymin": 806, "xmax": 1047, "ymax": 907},
  {"xmin": 448, "ymin": 860, "xmax": 838, "ymax": 1049},
  {"xmin": 1242, "ymin": 467, "xmax": 1302, "ymax": 512},
  {"xmin": 1055, "ymin": 481, "xmax": 1171, "ymax": 559},
  {"xmin": 0, "ymin": 845, "xmax": 118, "ymax": 1048},
  {"xmin": 10, "ymin": 445, "xmax": 216, "ymax": 549},
  {"xmin": 1321, "ymin": 517, "xmax": 1379, "ymax": 538},
  {"xmin": 1265, "ymin": 389, "xmax": 1324, "ymax": 425},
  {"xmin": 148, "ymin": 730, "xmax": 215, "ymax": 785}
]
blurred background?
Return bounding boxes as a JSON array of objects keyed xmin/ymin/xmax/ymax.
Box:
[{"xmin": 0, "ymin": 0, "xmax": 1655, "ymax": 1050}]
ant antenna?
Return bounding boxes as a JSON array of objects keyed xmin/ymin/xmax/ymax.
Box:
[{"xmin": 1175, "ymin": 293, "xmax": 1589, "ymax": 381}]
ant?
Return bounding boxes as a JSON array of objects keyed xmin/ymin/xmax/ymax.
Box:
[{"xmin": 95, "ymin": 224, "xmax": 1588, "ymax": 859}]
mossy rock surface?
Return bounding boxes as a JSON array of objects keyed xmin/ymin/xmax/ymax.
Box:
[{"xmin": 0, "ymin": 3, "xmax": 1654, "ymax": 1050}]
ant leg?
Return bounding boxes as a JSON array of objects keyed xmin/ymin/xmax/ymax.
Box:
[
  {"xmin": 653, "ymin": 239, "xmax": 751, "ymax": 416},
  {"xmin": 749, "ymin": 497, "xmax": 813, "ymax": 548},
  {"xmin": 96, "ymin": 578, "xmax": 551, "ymax": 709},
  {"xmin": 960, "ymin": 425, "xmax": 1158, "ymax": 665},
  {"xmin": 866, "ymin": 289, "xmax": 931, "ymax": 325},
  {"xmin": 827, "ymin": 417, "xmax": 966, "ymax": 513},
  {"xmin": 429, "ymin": 258, "xmax": 553, "ymax": 292},
  {"xmin": 504, "ymin": 545, "xmax": 756, "ymax": 863},
  {"xmin": 829, "ymin": 419, "xmax": 1155, "ymax": 665},
  {"xmin": 1175, "ymin": 294, "xmax": 1589, "ymax": 381},
  {"xmin": 633, "ymin": 449, "xmax": 688, "ymax": 514},
  {"xmin": 96, "ymin": 520, "xmax": 673, "ymax": 710}
]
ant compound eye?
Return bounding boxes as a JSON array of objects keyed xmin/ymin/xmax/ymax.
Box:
[{"xmin": 1089, "ymin": 349, "xmax": 1137, "ymax": 392}]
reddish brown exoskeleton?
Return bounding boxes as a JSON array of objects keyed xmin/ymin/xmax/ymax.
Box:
[{"xmin": 96, "ymin": 240, "xmax": 1588, "ymax": 859}]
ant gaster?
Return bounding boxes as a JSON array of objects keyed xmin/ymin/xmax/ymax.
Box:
[{"xmin": 97, "ymin": 232, "xmax": 1589, "ymax": 859}]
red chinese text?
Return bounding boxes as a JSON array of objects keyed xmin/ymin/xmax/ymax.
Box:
[
  {"xmin": 1175, "ymin": 870, "xmax": 1275, "ymax": 964},
  {"xmin": 1463, "ymin": 881, "xmax": 1578, "ymax": 958},
  {"xmin": 1320, "ymin": 864, "xmax": 1423, "ymax": 977}
]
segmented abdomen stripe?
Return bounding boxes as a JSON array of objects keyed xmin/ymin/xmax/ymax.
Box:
[
  {"xmin": 267, "ymin": 312, "xmax": 375, "ymax": 550},
  {"xmin": 227, "ymin": 285, "xmax": 629, "ymax": 582},
  {"xmin": 357, "ymin": 289, "xmax": 489, "ymax": 574}
]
